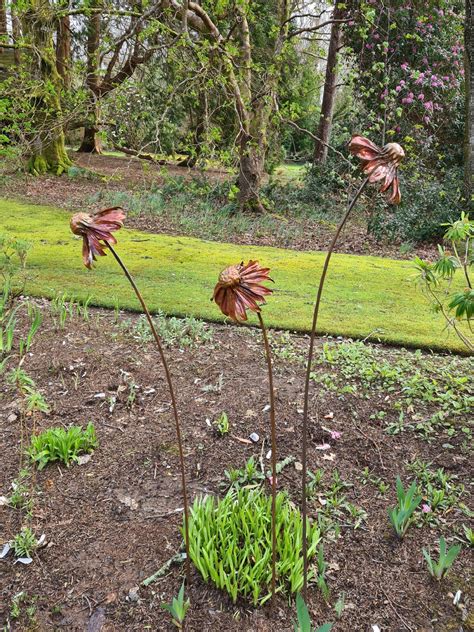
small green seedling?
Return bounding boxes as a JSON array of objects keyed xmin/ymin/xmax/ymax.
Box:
[
  {"xmin": 462, "ymin": 525, "xmax": 474, "ymax": 547},
  {"xmin": 388, "ymin": 476, "xmax": 422, "ymax": 538},
  {"xmin": 214, "ymin": 412, "xmax": 229, "ymax": 436},
  {"xmin": 293, "ymin": 593, "xmax": 333, "ymax": 632},
  {"xmin": 161, "ymin": 582, "xmax": 190, "ymax": 629},
  {"xmin": 423, "ymin": 537, "xmax": 461, "ymax": 580},
  {"xmin": 27, "ymin": 422, "xmax": 98, "ymax": 470},
  {"xmin": 12, "ymin": 527, "xmax": 38, "ymax": 558}
]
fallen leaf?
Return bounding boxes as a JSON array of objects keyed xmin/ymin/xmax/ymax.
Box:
[
  {"xmin": 0, "ymin": 542, "xmax": 11, "ymax": 558},
  {"xmin": 0, "ymin": 496, "xmax": 9, "ymax": 506},
  {"xmin": 117, "ymin": 494, "xmax": 139, "ymax": 510},
  {"xmin": 77, "ymin": 454, "xmax": 92, "ymax": 465},
  {"xmin": 15, "ymin": 557, "xmax": 33, "ymax": 565},
  {"xmin": 322, "ymin": 453, "xmax": 336, "ymax": 461},
  {"xmin": 294, "ymin": 461, "xmax": 303, "ymax": 471},
  {"xmin": 245, "ymin": 409, "xmax": 257, "ymax": 418},
  {"xmin": 231, "ymin": 435, "xmax": 252, "ymax": 445}
]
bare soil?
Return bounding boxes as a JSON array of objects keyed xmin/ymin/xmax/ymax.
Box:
[
  {"xmin": 1, "ymin": 301, "xmax": 472, "ymax": 632},
  {"xmin": 0, "ymin": 153, "xmax": 438, "ymax": 261}
]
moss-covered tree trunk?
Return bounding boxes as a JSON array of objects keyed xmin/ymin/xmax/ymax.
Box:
[
  {"xmin": 22, "ymin": 0, "xmax": 72, "ymax": 175},
  {"xmin": 237, "ymin": 105, "xmax": 269, "ymax": 213},
  {"xmin": 78, "ymin": 3, "xmax": 102, "ymax": 154}
]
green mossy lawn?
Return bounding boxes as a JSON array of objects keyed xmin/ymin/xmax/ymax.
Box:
[{"xmin": 0, "ymin": 199, "xmax": 468, "ymax": 352}]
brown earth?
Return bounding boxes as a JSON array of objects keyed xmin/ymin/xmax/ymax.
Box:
[{"xmin": 1, "ymin": 301, "xmax": 472, "ymax": 631}]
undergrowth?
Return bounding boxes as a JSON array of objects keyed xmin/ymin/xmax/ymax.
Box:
[
  {"xmin": 27, "ymin": 422, "xmax": 98, "ymax": 469},
  {"xmin": 119, "ymin": 311, "xmax": 213, "ymax": 349},
  {"xmin": 312, "ymin": 341, "xmax": 473, "ymax": 443},
  {"xmin": 187, "ymin": 487, "xmax": 322, "ymax": 605}
]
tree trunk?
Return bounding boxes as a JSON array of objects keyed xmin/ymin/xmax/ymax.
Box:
[
  {"xmin": 56, "ymin": 15, "xmax": 71, "ymax": 88},
  {"xmin": 11, "ymin": 0, "xmax": 21, "ymax": 65},
  {"xmin": 238, "ymin": 131, "xmax": 266, "ymax": 213},
  {"xmin": 313, "ymin": 1, "xmax": 344, "ymax": 164},
  {"xmin": 0, "ymin": 0, "xmax": 7, "ymax": 41},
  {"xmin": 465, "ymin": 0, "xmax": 473, "ymax": 204},
  {"xmin": 78, "ymin": 4, "xmax": 102, "ymax": 153},
  {"xmin": 23, "ymin": 0, "xmax": 72, "ymax": 175}
]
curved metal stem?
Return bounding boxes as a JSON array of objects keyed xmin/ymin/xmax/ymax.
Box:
[
  {"xmin": 108, "ymin": 243, "xmax": 191, "ymax": 584},
  {"xmin": 301, "ymin": 177, "xmax": 369, "ymax": 598},
  {"xmin": 257, "ymin": 311, "xmax": 277, "ymax": 605}
]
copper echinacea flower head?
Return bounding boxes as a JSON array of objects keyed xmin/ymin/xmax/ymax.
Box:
[
  {"xmin": 70, "ymin": 207, "xmax": 126, "ymax": 269},
  {"xmin": 213, "ymin": 260, "xmax": 273, "ymax": 321},
  {"xmin": 349, "ymin": 135, "xmax": 405, "ymax": 205}
]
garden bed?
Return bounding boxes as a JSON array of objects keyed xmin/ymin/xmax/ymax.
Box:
[{"xmin": 1, "ymin": 301, "xmax": 472, "ymax": 631}]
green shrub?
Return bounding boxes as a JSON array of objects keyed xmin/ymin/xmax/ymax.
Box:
[
  {"xmin": 186, "ymin": 487, "xmax": 321, "ymax": 605},
  {"xmin": 368, "ymin": 168, "xmax": 463, "ymax": 243},
  {"xmin": 27, "ymin": 422, "xmax": 98, "ymax": 470}
]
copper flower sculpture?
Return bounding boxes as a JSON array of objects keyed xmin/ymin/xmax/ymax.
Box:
[
  {"xmin": 70, "ymin": 207, "xmax": 125, "ymax": 269},
  {"xmin": 213, "ymin": 260, "xmax": 273, "ymax": 321},
  {"xmin": 213, "ymin": 260, "xmax": 278, "ymax": 604},
  {"xmin": 349, "ymin": 135, "xmax": 405, "ymax": 204},
  {"xmin": 69, "ymin": 207, "xmax": 191, "ymax": 584},
  {"xmin": 300, "ymin": 135, "xmax": 405, "ymax": 599}
]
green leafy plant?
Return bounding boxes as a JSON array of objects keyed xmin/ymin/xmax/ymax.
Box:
[
  {"xmin": 9, "ymin": 468, "xmax": 33, "ymax": 512},
  {"xmin": 388, "ymin": 477, "xmax": 422, "ymax": 538},
  {"xmin": 214, "ymin": 412, "xmax": 229, "ymax": 436},
  {"xmin": 27, "ymin": 423, "xmax": 98, "ymax": 470},
  {"xmin": 293, "ymin": 593, "xmax": 333, "ymax": 632},
  {"xmin": 161, "ymin": 582, "xmax": 190, "ymax": 629},
  {"xmin": 222, "ymin": 455, "xmax": 295, "ymax": 492},
  {"xmin": 123, "ymin": 311, "xmax": 212, "ymax": 349},
  {"xmin": 422, "ymin": 537, "xmax": 461, "ymax": 580},
  {"xmin": 12, "ymin": 527, "xmax": 38, "ymax": 558},
  {"xmin": 413, "ymin": 212, "xmax": 473, "ymax": 351},
  {"xmin": 187, "ymin": 487, "xmax": 321, "ymax": 605},
  {"xmin": 8, "ymin": 368, "xmax": 49, "ymax": 413},
  {"xmin": 461, "ymin": 525, "xmax": 474, "ymax": 547}
]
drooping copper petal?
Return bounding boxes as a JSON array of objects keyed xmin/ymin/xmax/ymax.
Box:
[
  {"xmin": 70, "ymin": 207, "xmax": 126, "ymax": 268},
  {"xmin": 349, "ymin": 135, "xmax": 404, "ymax": 204},
  {"xmin": 213, "ymin": 260, "xmax": 273, "ymax": 321}
]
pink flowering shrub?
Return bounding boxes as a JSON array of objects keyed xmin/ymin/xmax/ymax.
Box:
[{"xmin": 344, "ymin": 0, "xmax": 464, "ymax": 162}]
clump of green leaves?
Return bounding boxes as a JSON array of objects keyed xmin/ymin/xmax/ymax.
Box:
[
  {"xmin": 461, "ymin": 525, "xmax": 474, "ymax": 547},
  {"xmin": 213, "ymin": 412, "xmax": 229, "ymax": 436},
  {"xmin": 161, "ymin": 582, "xmax": 190, "ymax": 629},
  {"xmin": 293, "ymin": 593, "xmax": 333, "ymax": 632},
  {"xmin": 27, "ymin": 422, "xmax": 98, "ymax": 470},
  {"xmin": 423, "ymin": 537, "xmax": 461, "ymax": 580},
  {"xmin": 407, "ymin": 460, "xmax": 466, "ymax": 524},
  {"xmin": 222, "ymin": 455, "xmax": 295, "ymax": 491},
  {"xmin": 8, "ymin": 368, "xmax": 49, "ymax": 413},
  {"xmin": 388, "ymin": 477, "xmax": 422, "ymax": 538},
  {"xmin": 413, "ymin": 212, "xmax": 473, "ymax": 351},
  {"xmin": 187, "ymin": 487, "xmax": 321, "ymax": 605},
  {"xmin": 9, "ymin": 468, "xmax": 33, "ymax": 512},
  {"xmin": 122, "ymin": 311, "xmax": 212, "ymax": 349},
  {"xmin": 313, "ymin": 341, "xmax": 473, "ymax": 441},
  {"xmin": 12, "ymin": 527, "xmax": 38, "ymax": 558},
  {"xmin": 50, "ymin": 292, "xmax": 92, "ymax": 330}
]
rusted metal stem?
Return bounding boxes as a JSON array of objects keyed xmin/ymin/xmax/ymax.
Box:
[
  {"xmin": 301, "ymin": 177, "xmax": 369, "ymax": 598},
  {"xmin": 108, "ymin": 243, "xmax": 191, "ymax": 584},
  {"xmin": 257, "ymin": 311, "xmax": 277, "ymax": 605}
]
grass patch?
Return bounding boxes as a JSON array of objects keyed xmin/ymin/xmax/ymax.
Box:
[{"xmin": 0, "ymin": 199, "xmax": 469, "ymax": 351}]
